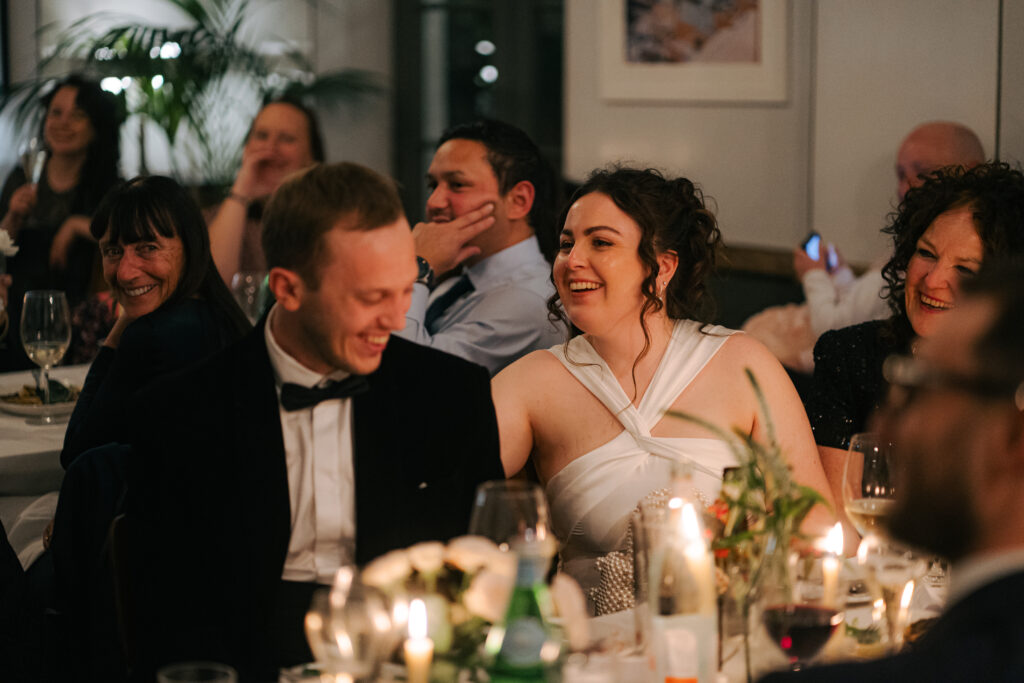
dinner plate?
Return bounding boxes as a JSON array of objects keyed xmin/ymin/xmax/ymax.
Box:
[{"xmin": 0, "ymin": 385, "xmax": 77, "ymax": 418}]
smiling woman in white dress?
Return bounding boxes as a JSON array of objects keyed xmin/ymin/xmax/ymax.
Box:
[{"xmin": 492, "ymin": 167, "xmax": 835, "ymax": 614}]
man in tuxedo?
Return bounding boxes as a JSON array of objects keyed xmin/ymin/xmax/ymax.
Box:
[
  {"xmin": 395, "ymin": 119, "xmax": 563, "ymax": 375},
  {"xmin": 124, "ymin": 162, "xmax": 504, "ymax": 681},
  {"xmin": 760, "ymin": 260, "xmax": 1024, "ymax": 682}
]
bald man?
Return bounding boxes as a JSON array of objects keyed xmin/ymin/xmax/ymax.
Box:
[{"xmin": 897, "ymin": 121, "xmax": 985, "ymax": 201}]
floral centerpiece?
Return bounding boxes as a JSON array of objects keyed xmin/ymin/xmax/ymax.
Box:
[
  {"xmin": 670, "ymin": 369, "xmax": 828, "ymax": 682},
  {"xmin": 360, "ymin": 536, "xmax": 588, "ymax": 680}
]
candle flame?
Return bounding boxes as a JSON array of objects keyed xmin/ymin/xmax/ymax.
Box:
[
  {"xmin": 680, "ymin": 502, "xmax": 701, "ymax": 541},
  {"xmin": 824, "ymin": 522, "xmax": 844, "ymax": 555},
  {"xmin": 409, "ymin": 598, "xmax": 428, "ymax": 640},
  {"xmin": 900, "ymin": 580, "xmax": 915, "ymax": 610}
]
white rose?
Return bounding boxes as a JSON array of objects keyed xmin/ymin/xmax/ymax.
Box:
[
  {"xmin": 462, "ymin": 568, "xmax": 513, "ymax": 623},
  {"xmin": 550, "ymin": 573, "xmax": 590, "ymax": 651},
  {"xmin": 446, "ymin": 535, "xmax": 502, "ymax": 573},
  {"xmin": 0, "ymin": 231, "xmax": 18, "ymax": 256},
  {"xmin": 407, "ymin": 541, "xmax": 445, "ymax": 575},
  {"xmin": 361, "ymin": 549, "xmax": 411, "ymax": 590}
]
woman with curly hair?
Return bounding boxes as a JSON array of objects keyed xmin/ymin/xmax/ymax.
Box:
[
  {"xmin": 807, "ymin": 162, "xmax": 1024, "ymax": 493},
  {"xmin": 492, "ymin": 166, "xmax": 833, "ymax": 614}
]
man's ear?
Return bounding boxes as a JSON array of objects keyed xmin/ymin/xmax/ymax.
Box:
[
  {"xmin": 268, "ymin": 267, "xmax": 306, "ymax": 312},
  {"xmin": 503, "ymin": 180, "xmax": 535, "ymax": 222}
]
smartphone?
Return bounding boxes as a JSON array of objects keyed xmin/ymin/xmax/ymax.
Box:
[
  {"xmin": 801, "ymin": 232, "xmax": 822, "ymax": 261},
  {"xmin": 826, "ymin": 244, "xmax": 839, "ymax": 271}
]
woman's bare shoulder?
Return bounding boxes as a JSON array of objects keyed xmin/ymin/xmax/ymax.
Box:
[{"xmin": 716, "ymin": 330, "xmax": 787, "ymax": 373}]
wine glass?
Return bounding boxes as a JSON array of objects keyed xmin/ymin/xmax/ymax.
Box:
[
  {"xmin": 230, "ymin": 270, "xmax": 268, "ymax": 324},
  {"xmin": 305, "ymin": 568, "xmax": 393, "ymax": 681},
  {"xmin": 20, "ymin": 290, "xmax": 71, "ymax": 425},
  {"xmin": 841, "ymin": 433, "xmax": 896, "ymax": 538},
  {"xmin": 843, "ymin": 433, "xmax": 927, "ymax": 651},
  {"xmin": 758, "ymin": 537, "xmax": 845, "ymax": 671},
  {"xmin": 468, "ymin": 480, "xmax": 554, "ymax": 555},
  {"xmin": 20, "ymin": 136, "xmax": 48, "ymax": 185}
]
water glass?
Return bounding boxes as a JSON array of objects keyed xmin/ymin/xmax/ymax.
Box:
[{"xmin": 156, "ymin": 662, "xmax": 237, "ymax": 683}]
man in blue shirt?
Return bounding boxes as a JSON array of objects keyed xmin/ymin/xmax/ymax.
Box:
[{"xmin": 396, "ymin": 120, "xmax": 564, "ymax": 374}]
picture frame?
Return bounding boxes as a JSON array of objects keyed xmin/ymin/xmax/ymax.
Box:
[{"xmin": 599, "ymin": 0, "xmax": 789, "ymax": 103}]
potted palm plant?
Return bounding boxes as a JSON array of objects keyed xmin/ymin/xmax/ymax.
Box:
[{"xmin": 1, "ymin": 0, "xmax": 381, "ymax": 188}]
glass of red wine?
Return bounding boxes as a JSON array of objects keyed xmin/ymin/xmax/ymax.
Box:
[{"xmin": 758, "ymin": 537, "xmax": 845, "ymax": 671}]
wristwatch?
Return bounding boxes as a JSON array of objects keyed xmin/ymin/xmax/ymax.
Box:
[{"xmin": 415, "ymin": 256, "xmax": 435, "ymax": 289}]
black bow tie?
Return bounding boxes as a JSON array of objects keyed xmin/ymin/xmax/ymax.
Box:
[{"xmin": 280, "ymin": 375, "xmax": 370, "ymax": 412}]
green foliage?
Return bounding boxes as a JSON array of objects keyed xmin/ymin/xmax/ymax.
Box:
[
  {"xmin": 1, "ymin": 0, "xmax": 383, "ymax": 185},
  {"xmin": 666, "ymin": 368, "xmax": 829, "ymax": 596}
]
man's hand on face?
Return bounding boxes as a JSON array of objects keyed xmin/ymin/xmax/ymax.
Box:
[{"xmin": 412, "ymin": 203, "xmax": 495, "ymax": 278}]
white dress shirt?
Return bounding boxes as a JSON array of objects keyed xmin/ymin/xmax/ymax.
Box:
[{"xmin": 264, "ymin": 305, "xmax": 356, "ymax": 584}]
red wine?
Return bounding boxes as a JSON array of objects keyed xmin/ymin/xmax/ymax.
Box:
[{"xmin": 762, "ymin": 604, "xmax": 841, "ymax": 662}]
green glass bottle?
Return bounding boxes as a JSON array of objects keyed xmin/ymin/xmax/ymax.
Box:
[{"xmin": 487, "ymin": 541, "xmax": 558, "ymax": 682}]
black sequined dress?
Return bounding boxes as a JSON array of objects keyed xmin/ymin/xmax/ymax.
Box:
[{"xmin": 806, "ymin": 317, "xmax": 913, "ymax": 449}]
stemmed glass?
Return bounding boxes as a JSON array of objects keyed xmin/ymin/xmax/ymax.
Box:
[
  {"xmin": 468, "ymin": 480, "xmax": 554, "ymax": 555},
  {"xmin": 304, "ymin": 567, "xmax": 393, "ymax": 681},
  {"xmin": 230, "ymin": 270, "xmax": 269, "ymax": 324},
  {"xmin": 842, "ymin": 433, "xmax": 926, "ymax": 651},
  {"xmin": 758, "ymin": 537, "xmax": 845, "ymax": 671},
  {"xmin": 21, "ymin": 136, "xmax": 48, "ymax": 185},
  {"xmin": 20, "ymin": 290, "xmax": 71, "ymax": 424}
]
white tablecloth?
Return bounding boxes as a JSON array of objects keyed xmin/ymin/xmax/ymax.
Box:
[{"xmin": 0, "ymin": 363, "xmax": 89, "ymax": 495}]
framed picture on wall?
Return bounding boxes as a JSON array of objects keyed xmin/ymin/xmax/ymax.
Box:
[{"xmin": 599, "ymin": 0, "xmax": 788, "ymax": 103}]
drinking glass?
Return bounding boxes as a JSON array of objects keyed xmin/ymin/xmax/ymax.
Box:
[
  {"xmin": 842, "ymin": 433, "xmax": 927, "ymax": 651},
  {"xmin": 20, "ymin": 290, "xmax": 71, "ymax": 425},
  {"xmin": 468, "ymin": 480, "xmax": 553, "ymax": 554},
  {"xmin": 757, "ymin": 538, "xmax": 844, "ymax": 671},
  {"xmin": 20, "ymin": 136, "xmax": 48, "ymax": 184},
  {"xmin": 305, "ymin": 568, "xmax": 393, "ymax": 681},
  {"xmin": 156, "ymin": 662, "xmax": 237, "ymax": 682},
  {"xmin": 230, "ymin": 271, "xmax": 268, "ymax": 324},
  {"xmin": 841, "ymin": 433, "xmax": 896, "ymax": 538}
]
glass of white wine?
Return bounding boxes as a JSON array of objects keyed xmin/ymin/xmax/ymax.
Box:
[
  {"xmin": 20, "ymin": 290, "xmax": 71, "ymax": 425},
  {"xmin": 843, "ymin": 433, "xmax": 925, "ymax": 651},
  {"xmin": 842, "ymin": 433, "xmax": 896, "ymax": 538}
]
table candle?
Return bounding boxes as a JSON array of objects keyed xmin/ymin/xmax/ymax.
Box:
[
  {"xmin": 822, "ymin": 522, "xmax": 844, "ymax": 606},
  {"xmin": 679, "ymin": 501, "xmax": 716, "ymax": 612},
  {"xmin": 404, "ymin": 598, "xmax": 433, "ymax": 683}
]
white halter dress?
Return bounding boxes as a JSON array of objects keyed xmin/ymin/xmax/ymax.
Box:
[{"xmin": 545, "ymin": 320, "xmax": 739, "ymax": 614}]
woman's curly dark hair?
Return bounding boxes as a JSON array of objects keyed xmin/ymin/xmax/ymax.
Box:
[
  {"xmin": 547, "ymin": 166, "xmax": 721, "ymax": 382},
  {"xmin": 881, "ymin": 162, "xmax": 1024, "ymax": 326}
]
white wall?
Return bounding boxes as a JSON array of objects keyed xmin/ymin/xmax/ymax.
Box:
[
  {"xmin": 812, "ymin": 0, "xmax": 999, "ymax": 261},
  {"xmin": 565, "ymin": 0, "xmax": 1008, "ymax": 264},
  {"xmin": 1001, "ymin": 0, "xmax": 1024, "ymax": 167},
  {"xmin": 565, "ymin": 0, "xmax": 815, "ymax": 256}
]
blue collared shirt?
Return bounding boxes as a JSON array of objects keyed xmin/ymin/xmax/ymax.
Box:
[{"xmin": 397, "ymin": 235, "xmax": 565, "ymax": 375}]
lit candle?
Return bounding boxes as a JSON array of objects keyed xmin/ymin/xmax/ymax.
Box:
[
  {"xmin": 896, "ymin": 580, "xmax": 915, "ymax": 648},
  {"xmin": 404, "ymin": 598, "xmax": 433, "ymax": 683},
  {"xmin": 679, "ymin": 501, "xmax": 715, "ymax": 613},
  {"xmin": 822, "ymin": 522, "xmax": 844, "ymax": 607}
]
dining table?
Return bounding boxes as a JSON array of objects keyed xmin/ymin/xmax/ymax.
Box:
[{"xmin": 0, "ymin": 362, "xmax": 90, "ymax": 567}]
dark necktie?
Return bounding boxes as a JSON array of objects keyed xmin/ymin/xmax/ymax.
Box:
[
  {"xmin": 424, "ymin": 275, "xmax": 474, "ymax": 331},
  {"xmin": 280, "ymin": 375, "xmax": 369, "ymax": 412}
]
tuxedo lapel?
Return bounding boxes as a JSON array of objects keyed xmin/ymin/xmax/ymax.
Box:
[{"xmin": 228, "ymin": 325, "xmax": 292, "ymax": 580}]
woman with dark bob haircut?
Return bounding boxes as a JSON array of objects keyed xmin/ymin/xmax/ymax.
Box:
[
  {"xmin": 492, "ymin": 166, "xmax": 834, "ymax": 615},
  {"xmin": 61, "ymin": 175, "xmax": 251, "ymax": 467},
  {"xmin": 807, "ymin": 162, "xmax": 1024, "ymax": 494}
]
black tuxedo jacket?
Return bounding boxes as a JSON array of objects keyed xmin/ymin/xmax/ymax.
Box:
[
  {"xmin": 124, "ymin": 322, "xmax": 503, "ymax": 680},
  {"xmin": 759, "ymin": 570, "xmax": 1024, "ymax": 682}
]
